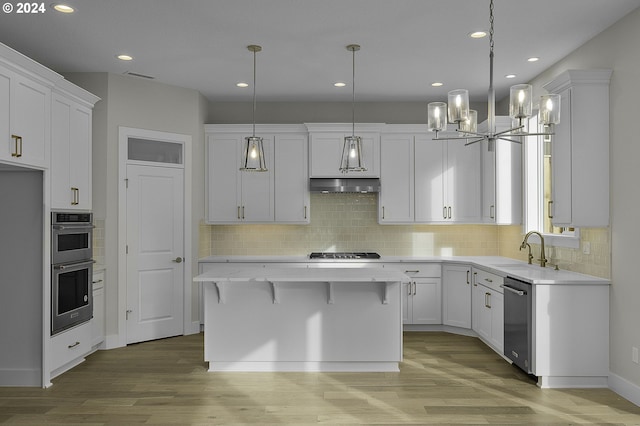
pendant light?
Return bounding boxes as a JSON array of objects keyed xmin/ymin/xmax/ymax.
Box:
[
  {"xmin": 427, "ymin": 0, "xmax": 560, "ymax": 151},
  {"xmin": 339, "ymin": 44, "xmax": 367, "ymax": 173},
  {"xmin": 240, "ymin": 44, "xmax": 267, "ymax": 172}
]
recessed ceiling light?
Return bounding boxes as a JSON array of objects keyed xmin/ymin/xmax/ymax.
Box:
[
  {"xmin": 431, "ymin": 82, "xmax": 444, "ymax": 87},
  {"xmin": 527, "ymin": 57, "xmax": 540, "ymax": 62},
  {"xmin": 505, "ymin": 74, "xmax": 516, "ymax": 79},
  {"xmin": 334, "ymin": 82, "xmax": 346, "ymax": 87},
  {"xmin": 52, "ymin": 3, "xmax": 74, "ymax": 13},
  {"xmin": 116, "ymin": 54, "xmax": 133, "ymax": 61},
  {"xmin": 236, "ymin": 82, "xmax": 249, "ymax": 88},
  {"xmin": 468, "ymin": 31, "xmax": 487, "ymax": 39}
]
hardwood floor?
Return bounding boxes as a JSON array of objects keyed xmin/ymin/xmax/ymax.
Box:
[{"xmin": 1, "ymin": 332, "xmax": 639, "ymax": 425}]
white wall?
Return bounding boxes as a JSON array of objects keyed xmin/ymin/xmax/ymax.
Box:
[
  {"xmin": 65, "ymin": 72, "xmax": 207, "ymax": 345},
  {"xmin": 526, "ymin": 7, "xmax": 640, "ymax": 395}
]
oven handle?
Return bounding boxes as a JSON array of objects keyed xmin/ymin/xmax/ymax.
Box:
[
  {"xmin": 52, "ymin": 224, "xmax": 95, "ymax": 231},
  {"xmin": 54, "ymin": 260, "xmax": 96, "ymax": 270},
  {"xmin": 500, "ymin": 284, "xmax": 526, "ymax": 296}
]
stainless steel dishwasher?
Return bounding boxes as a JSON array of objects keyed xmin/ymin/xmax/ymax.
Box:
[{"xmin": 502, "ymin": 276, "xmax": 532, "ymax": 374}]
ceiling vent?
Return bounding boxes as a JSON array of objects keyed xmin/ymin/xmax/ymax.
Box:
[{"xmin": 123, "ymin": 71, "xmax": 155, "ymax": 80}]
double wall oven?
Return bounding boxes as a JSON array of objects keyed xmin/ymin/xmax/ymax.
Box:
[{"xmin": 51, "ymin": 212, "xmax": 94, "ymax": 335}]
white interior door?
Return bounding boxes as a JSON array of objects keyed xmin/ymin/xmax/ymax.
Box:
[{"xmin": 126, "ymin": 164, "xmax": 184, "ymax": 344}]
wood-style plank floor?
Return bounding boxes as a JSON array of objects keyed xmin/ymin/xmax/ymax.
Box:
[{"xmin": 1, "ymin": 332, "xmax": 639, "ymax": 425}]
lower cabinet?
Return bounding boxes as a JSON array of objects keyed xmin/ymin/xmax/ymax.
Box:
[
  {"xmin": 472, "ymin": 268, "xmax": 504, "ymax": 353},
  {"xmin": 50, "ymin": 321, "xmax": 92, "ymax": 377},
  {"xmin": 383, "ymin": 263, "xmax": 441, "ymax": 325},
  {"xmin": 91, "ymin": 270, "xmax": 105, "ymax": 348},
  {"xmin": 442, "ymin": 264, "xmax": 472, "ymax": 328}
]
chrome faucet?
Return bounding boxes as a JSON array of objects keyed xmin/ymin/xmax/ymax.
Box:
[{"xmin": 520, "ymin": 231, "xmax": 547, "ymax": 267}]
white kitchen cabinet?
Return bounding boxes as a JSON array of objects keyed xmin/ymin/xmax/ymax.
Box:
[
  {"xmin": 480, "ymin": 117, "xmax": 522, "ymax": 225},
  {"xmin": 91, "ymin": 270, "xmax": 105, "ymax": 348},
  {"xmin": 51, "ymin": 83, "xmax": 99, "ymax": 210},
  {"xmin": 415, "ymin": 136, "xmax": 481, "ymax": 223},
  {"xmin": 472, "ymin": 268, "xmax": 504, "ymax": 353},
  {"xmin": 306, "ymin": 123, "xmax": 382, "ymax": 178},
  {"xmin": 0, "ymin": 63, "xmax": 51, "ymax": 169},
  {"xmin": 384, "ymin": 263, "xmax": 441, "ymax": 325},
  {"xmin": 379, "ymin": 134, "xmax": 414, "ymax": 223},
  {"xmin": 543, "ymin": 69, "xmax": 611, "ymax": 227},
  {"xmin": 206, "ymin": 132, "xmax": 274, "ymax": 223},
  {"xmin": 442, "ymin": 264, "xmax": 472, "ymax": 328},
  {"xmin": 274, "ymin": 133, "xmax": 310, "ymax": 223},
  {"xmin": 50, "ymin": 321, "xmax": 92, "ymax": 378}
]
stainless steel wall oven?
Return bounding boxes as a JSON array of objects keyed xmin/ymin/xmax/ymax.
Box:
[{"xmin": 51, "ymin": 212, "xmax": 94, "ymax": 335}]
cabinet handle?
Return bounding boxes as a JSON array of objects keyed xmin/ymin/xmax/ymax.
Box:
[
  {"xmin": 407, "ymin": 283, "xmax": 412, "ymax": 295},
  {"xmin": 92, "ymin": 279, "xmax": 103, "ymax": 284},
  {"xmin": 304, "ymin": 205, "xmax": 307, "ymax": 219},
  {"xmin": 242, "ymin": 206, "xmax": 245, "ymax": 219},
  {"xmin": 71, "ymin": 187, "xmax": 79, "ymax": 205},
  {"xmin": 68, "ymin": 341, "xmax": 80, "ymax": 349},
  {"xmin": 548, "ymin": 200, "xmax": 554, "ymax": 219},
  {"xmin": 473, "ymin": 272, "xmax": 478, "ymax": 286},
  {"xmin": 466, "ymin": 270, "xmax": 470, "ymax": 284},
  {"xmin": 484, "ymin": 278, "xmax": 493, "ymax": 283},
  {"xmin": 11, "ymin": 135, "xmax": 22, "ymax": 157},
  {"xmin": 443, "ymin": 206, "xmax": 447, "ymax": 219},
  {"xmin": 448, "ymin": 206, "xmax": 452, "ymax": 219},
  {"xmin": 382, "ymin": 206, "xmax": 385, "ymax": 219},
  {"xmin": 237, "ymin": 206, "xmax": 241, "ymax": 219},
  {"xmin": 485, "ymin": 292, "xmax": 491, "ymax": 309},
  {"xmin": 490, "ymin": 205, "xmax": 495, "ymax": 219},
  {"xmin": 413, "ymin": 282, "xmax": 417, "ymax": 296}
]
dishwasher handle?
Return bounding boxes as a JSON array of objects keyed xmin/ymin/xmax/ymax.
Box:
[{"xmin": 501, "ymin": 284, "xmax": 527, "ymax": 296}]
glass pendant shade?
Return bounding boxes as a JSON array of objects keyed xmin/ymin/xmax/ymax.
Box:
[
  {"xmin": 340, "ymin": 135, "xmax": 366, "ymax": 173},
  {"xmin": 539, "ymin": 93, "xmax": 561, "ymax": 125},
  {"xmin": 459, "ymin": 109, "xmax": 478, "ymax": 135},
  {"xmin": 240, "ymin": 136, "xmax": 267, "ymax": 171},
  {"xmin": 447, "ymin": 89, "xmax": 469, "ymax": 124},
  {"xmin": 509, "ymin": 84, "xmax": 533, "ymax": 119},
  {"xmin": 428, "ymin": 102, "xmax": 447, "ymax": 132}
]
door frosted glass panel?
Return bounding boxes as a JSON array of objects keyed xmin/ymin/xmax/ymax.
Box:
[{"xmin": 128, "ymin": 138, "xmax": 183, "ymax": 164}]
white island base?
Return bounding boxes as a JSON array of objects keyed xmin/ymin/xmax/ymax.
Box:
[{"xmin": 196, "ymin": 267, "xmax": 408, "ymax": 372}]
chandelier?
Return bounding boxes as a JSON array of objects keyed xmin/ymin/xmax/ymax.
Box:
[
  {"xmin": 339, "ymin": 44, "xmax": 367, "ymax": 173},
  {"xmin": 240, "ymin": 44, "xmax": 268, "ymax": 172},
  {"xmin": 427, "ymin": 0, "xmax": 561, "ymax": 151}
]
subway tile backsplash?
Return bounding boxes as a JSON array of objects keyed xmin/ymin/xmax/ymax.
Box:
[{"xmin": 200, "ymin": 193, "xmax": 610, "ymax": 279}]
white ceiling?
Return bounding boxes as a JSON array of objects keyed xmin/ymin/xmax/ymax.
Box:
[{"xmin": 1, "ymin": 0, "xmax": 639, "ymax": 103}]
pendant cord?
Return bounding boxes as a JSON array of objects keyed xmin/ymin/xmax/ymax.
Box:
[
  {"xmin": 351, "ymin": 46, "xmax": 356, "ymax": 139},
  {"xmin": 252, "ymin": 48, "xmax": 256, "ymax": 138},
  {"xmin": 487, "ymin": 0, "xmax": 496, "ymax": 135}
]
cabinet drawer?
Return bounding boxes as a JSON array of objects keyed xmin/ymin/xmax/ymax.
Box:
[
  {"xmin": 383, "ymin": 263, "xmax": 441, "ymax": 278},
  {"xmin": 92, "ymin": 270, "xmax": 105, "ymax": 290},
  {"xmin": 51, "ymin": 321, "xmax": 91, "ymax": 371},
  {"xmin": 474, "ymin": 268, "xmax": 503, "ymax": 293}
]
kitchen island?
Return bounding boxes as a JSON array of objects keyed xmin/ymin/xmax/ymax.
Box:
[{"xmin": 194, "ymin": 266, "xmax": 409, "ymax": 372}]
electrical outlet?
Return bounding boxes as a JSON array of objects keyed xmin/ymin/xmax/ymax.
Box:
[
  {"xmin": 633, "ymin": 347, "xmax": 639, "ymax": 364},
  {"xmin": 582, "ymin": 242, "xmax": 591, "ymax": 255}
]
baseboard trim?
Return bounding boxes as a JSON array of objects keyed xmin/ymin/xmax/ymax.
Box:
[{"xmin": 609, "ymin": 372, "xmax": 640, "ymax": 407}]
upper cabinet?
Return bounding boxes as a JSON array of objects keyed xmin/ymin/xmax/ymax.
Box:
[
  {"xmin": 205, "ymin": 124, "xmax": 309, "ymax": 224},
  {"xmin": 379, "ymin": 133, "xmax": 414, "ymax": 223},
  {"xmin": 415, "ymin": 135, "xmax": 481, "ymax": 223},
  {"xmin": 51, "ymin": 81, "xmax": 100, "ymax": 210},
  {"xmin": 0, "ymin": 59, "xmax": 54, "ymax": 169},
  {"xmin": 480, "ymin": 117, "xmax": 522, "ymax": 225},
  {"xmin": 306, "ymin": 123, "xmax": 382, "ymax": 178},
  {"xmin": 543, "ymin": 69, "xmax": 612, "ymax": 228}
]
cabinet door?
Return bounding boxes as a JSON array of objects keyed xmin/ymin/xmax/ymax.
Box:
[
  {"xmin": 380, "ymin": 134, "xmax": 414, "ymax": 223},
  {"xmin": 489, "ymin": 290, "xmax": 504, "ymax": 352},
  {"xmin": 401, "ymin": 281, "xmax": 412, "ymax": 324},
  {"xmin": 481, "ymin": 141, "xmax": 496, "ymax": 223},
  {"xmin": 309, "ymin": 132, "xmax": 379, "ymax": 178},
  {"xmin": 0, "ymin": 68, "xmax": 9, "ymax": 163},
  {"xmin": 550, "ymin": 87, "xmax": 572, "ymax": 225},
  {"xmin": 10, "ymin": 73, "xmax": 49, "ymax": 168},
  {"xmin": 412, "ymin": 278, "xmax": 442, "ymax": 324},
  {"xmin": 414, "ymin": 136, "xmax": 445, "ymax": 222},
  {"xmin": 274, "ymin": 133, "xmax": 309, "ymax": 223},
  {"xmin": 476, "ymin": 286, "xmax": 493, "ymax": 342},
  {"xmin": 442, "ymin": 264, "xmax": 472, "ymax": 328},
  {"xmin": 446, "ymin": 139, "xmax": 481, "ymax": 223},
  {"xmin": 207, "ymin": 134, "xmax": 242, "ymax": 223},
  {"xmin": 69, "ymin": 103, "xmax": 92, "ymax": 210},
  {"xmin": 241, "ymin": 135, "xmax": 274, "ymax": 222}
]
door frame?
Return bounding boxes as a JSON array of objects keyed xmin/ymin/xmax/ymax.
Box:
[{"xmin": 117, "ymin": 126, "xmax": 193, "ymax": 347}]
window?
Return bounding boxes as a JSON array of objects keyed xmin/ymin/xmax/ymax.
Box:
[{"xmin": 523, "ymin": 114, "xmax": 579, "ymax": 248}]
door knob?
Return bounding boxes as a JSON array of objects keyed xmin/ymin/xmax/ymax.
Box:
[{"xmin": 173, "ymin": 257, "xmax": 183, "ymax": 263}]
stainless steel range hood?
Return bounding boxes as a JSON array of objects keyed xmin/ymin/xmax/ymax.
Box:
[{"xmin": 309, "ymin": 178, "xmax": 380, "ymax": 193}]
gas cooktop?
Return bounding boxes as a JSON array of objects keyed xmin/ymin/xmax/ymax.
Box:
[{"xmin": 309, "ymin": 252, "xmax": 381, "ymax": 259}]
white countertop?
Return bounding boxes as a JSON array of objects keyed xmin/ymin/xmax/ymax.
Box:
[{"xmin": 198, "ymin": 255, "xmax": 610, "ymax": 285}]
